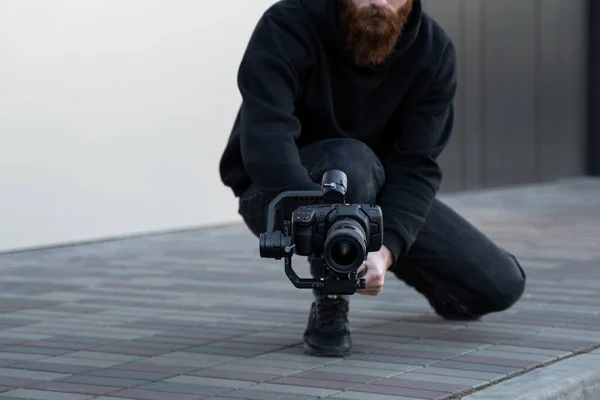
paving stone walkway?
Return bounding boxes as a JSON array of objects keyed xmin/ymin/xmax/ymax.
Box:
[{"xmin": 0, "ymin": 178, "xmax": 599, "ymax": 400}]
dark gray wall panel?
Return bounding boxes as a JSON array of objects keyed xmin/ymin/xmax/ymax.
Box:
[
  {"xmin": 537, "ymin": 0, "xmax": 563, "ymax": 181},
  {"xmin": 591, "ymin": 0, "xmax": 600, "ymax": 175},
  {"xmin": 537, "ymin": 0, "xmax": 588, "ymax": 180},
  {"xmin": 482, "ymin": 0, "xmax": 538, "ymax": 186},
  {"xmin": 422, "ymin": 0, "xmax": 588, "ymax": 192},
  {"xmin": 462, "ymin": 0, "xmax": 484, "ymax": 189},
  {"xmin": 555, "ymin": 0, "xmax": 588, "ymax": 178},
  {"xmin": 422, "ymin": 0, "xmax": 465, "ymax": 192}
]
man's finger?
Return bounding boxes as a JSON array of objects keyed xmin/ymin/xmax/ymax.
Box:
[
  {"xmin": 358, "ymin": 265, "xmax": 368, "ymax": 278},
  {"xmin": 357, "ymin": 263, "xmax": 367, "ymax": 277}
]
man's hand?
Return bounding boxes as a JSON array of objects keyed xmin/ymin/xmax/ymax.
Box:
[{"xmin": 356, "ymin": 245, "xmax": 394, "ymax": 296}]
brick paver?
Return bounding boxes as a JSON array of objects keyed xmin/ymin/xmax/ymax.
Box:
[{"xmin": 0, "ymin": 178, "xmax": 599, "ymax": 399}]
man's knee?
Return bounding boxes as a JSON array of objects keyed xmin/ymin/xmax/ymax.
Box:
[
  {"xmin": 474, "ymin": 252, "xmax": 527, "ymax": 316},
  {"xmin": 429, "ymin": 252, "xmax": 526, "ymax": 321},
  {"xmin": 301, "ymin": 138, "xmax": 385, "ymax": 203}
]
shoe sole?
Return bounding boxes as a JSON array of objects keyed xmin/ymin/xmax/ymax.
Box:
[{"xmin": 303, "ymin": 343, "xmax": 351, "ymax": 357}]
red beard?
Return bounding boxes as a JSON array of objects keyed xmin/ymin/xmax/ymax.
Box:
[{"xmin": 339, "ymin": 0, "xmax": 414, "ymax": 66}]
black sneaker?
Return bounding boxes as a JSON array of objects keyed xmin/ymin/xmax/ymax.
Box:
[{"xmin": 303, "ymin": 292, "xmax": 352, "ymax": 357}]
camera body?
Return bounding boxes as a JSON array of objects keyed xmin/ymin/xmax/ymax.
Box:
[
  {"xmin": 291, "ymin": 204, "xmax": 383, "ymax": 273},
  {"xmin": 258, "ymin": 170, "xmax": 384, "ymax": 295}
]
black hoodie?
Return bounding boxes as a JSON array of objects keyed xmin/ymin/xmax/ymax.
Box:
[{"xmin": 219, "ymin": 0, "xmax": 457, "ymax": 263}]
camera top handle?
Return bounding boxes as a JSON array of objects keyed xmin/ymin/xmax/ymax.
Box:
[{"xmin": 264, "ymin": 169, "xmax": 348, "ymax": 234}]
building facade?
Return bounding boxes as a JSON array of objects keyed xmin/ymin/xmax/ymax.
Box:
[{"xmin": 422, "ymin": 0, "xmax": 597, "ymax": 192}]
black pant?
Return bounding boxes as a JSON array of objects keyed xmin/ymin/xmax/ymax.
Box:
[{"xmin": 237, "ymin": 138, "xmax": 526, "ymax": 320}]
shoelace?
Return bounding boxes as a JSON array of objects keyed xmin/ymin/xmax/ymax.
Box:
[{"xmin": 315, "ymin": 297, "xmax": 348, "ymax": 326}]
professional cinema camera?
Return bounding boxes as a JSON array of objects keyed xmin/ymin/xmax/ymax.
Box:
[{"xmin": 259, "ymin": 170, "xmax": 384, "ymax": 295}]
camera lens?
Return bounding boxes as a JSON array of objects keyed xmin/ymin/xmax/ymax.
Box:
[
  {"xmin": 331, "ymin": 240, "xmax": 358, "ymax": 266},
  {"xmin": 324, "ymin": 218, "xmax": 367, "ymax": 274}
]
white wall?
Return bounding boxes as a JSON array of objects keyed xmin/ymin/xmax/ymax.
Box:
[{"xmin": 0, "ymin": 0, "xmax": 277, "ymax": 252}]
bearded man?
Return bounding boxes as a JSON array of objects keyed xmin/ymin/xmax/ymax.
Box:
[{"xmin": 219, "ymin": 0, "xmax": 527, "ymax": 357}]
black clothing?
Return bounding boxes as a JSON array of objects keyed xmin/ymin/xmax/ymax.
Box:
[
  {"xmin": 238, "ymin": 138, "xmax": 527, "ymax": 320},
  {"xmin": 219, "ymin": 0, "xmax": 457, "ymax": 263},
  {"xmin": 304, "ymin": 294, "xmax": 352, "ymax": 357}
]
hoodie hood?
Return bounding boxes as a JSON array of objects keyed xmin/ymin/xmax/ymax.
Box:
[{"xmin": 299, "ymin": 0, "xmax": 423, "ymax": 66}]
